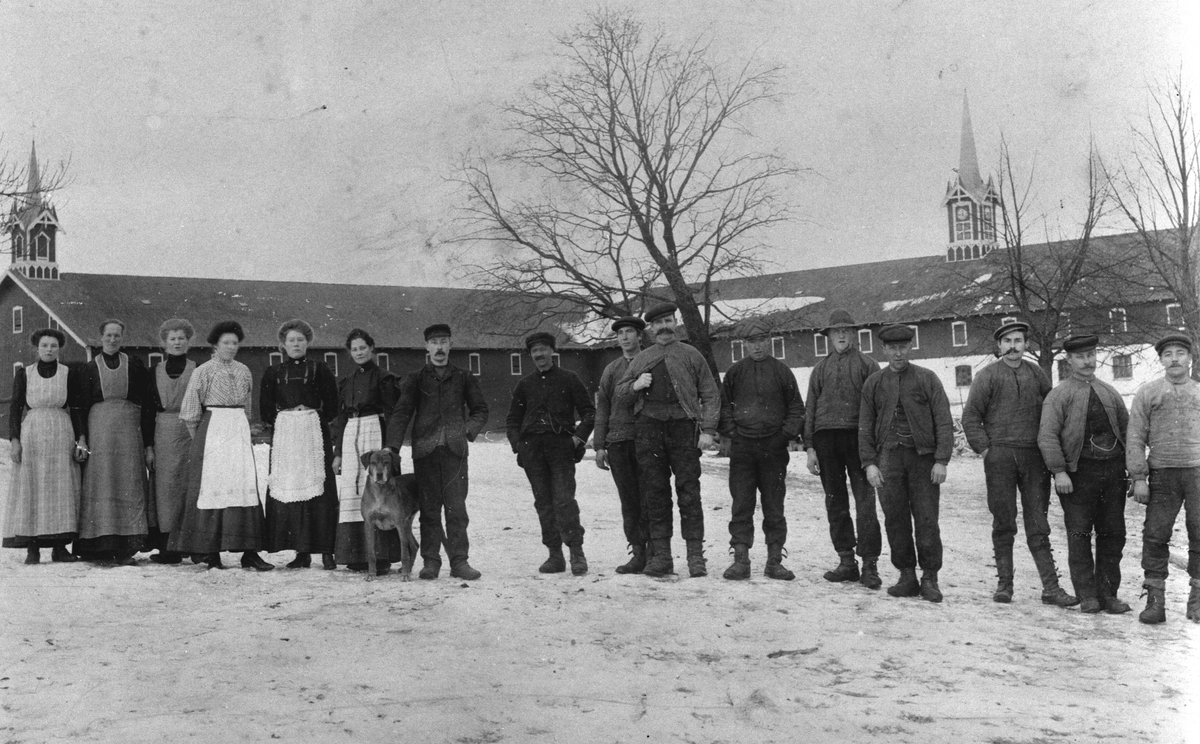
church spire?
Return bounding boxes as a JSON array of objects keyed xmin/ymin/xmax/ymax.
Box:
[
  {"xmin": 943, "ymin": 93, "xmax": 1000, "ymax": 263},
  {"xmin": 957, "ymin": 93, "xmax": 984, "ymax": 196},
  {"xmin": 26, "ymin": 141, "xmax": 42, "ymax": 207}
]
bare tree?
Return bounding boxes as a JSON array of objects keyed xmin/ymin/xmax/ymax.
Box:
[
  {"xmin": 457, "ymin": 8, "xmax": 799, "ymax": 375},
  {"xmin": 1104, "ymin": 73, "xmax": 1199, "ymax": 372}
]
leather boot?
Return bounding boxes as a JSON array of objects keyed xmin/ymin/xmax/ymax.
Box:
[
  {"xmin": 569, "ymin": 545, "xmax": 588, "ymax": 576},
  {"xmin": 823, "ymin": 551, "xmax": 859, "ymax": 582},
  {"xmin": 1096, "ymin": 574, "xmax": 1130, "ymax": 614},
  {"xmin": 24, "ymin": 547, "xmax": 40, "ymax": 565},
  {"xmin": 51, "ymin": 546, "xmax": 77, "ymax": 563},
  {"xmin": 643, "ymin": 539, "xmax": 674, "ymax": 577},
  {"xmin": 686, "ymin": 539, "xmax": 706, "ymax": 578},
  {"xmin": 420, "ymin": 557, "xmax": 443, "ymax": 579},
  {"xmin": 723, "ymin": 544, "xmax": 751, "ymax": 580},
  {"xmin": 1031, "ymin": 541, "xmax": 1078, "ymax": 607},
  {"xmin": 887, "ymin": 568, "xmax": 920, "ymax": 597},
  {"xmin": 450, "ymin": 559, "xmax": 481, "ymax": 580},
  {"xmin": 150, "ymin": 550, "xmax": 183, "ymax": 565},
  {"xmin": 919, "ymin": 570, "xmax": 943, "ymax": 603},
  {"xmin": 993, "ymin": 552, "xmax": 1014, "ymax": 604},
  {"xmin": 203, "ymin": 552, "xmax": 225, "ymax": 570},
  {"xmin": 1187, "ymin": 578, "xmax": 1200, "ymax": 623},
  {"xmin": 538, "ymin": 547, "xmax": 566, "ymax": 574},
  {"xmin": 286, "ymin": 552, "xmax": 312, "ymax": 569},
  {"xmin": 615, "ymin": 544, "xmax": 647, "ymax": 575},
  {"xmin": 1139, "ymin": 580, "xmax": 1166, "ymax": 625},
  {"xmin": 321, "ymin": 553, "xmax": 337, "ymax": 570},
  {"xmin": 764, "ymin": 543, "xmax": 795, "ymax": 581},
  {"xmin": 241, "ymin": 552, "xmax": 274, "ymax": 571},
  {"xmin": 859, "ymin": 558, "xmax": 882, "ymax": 590}
]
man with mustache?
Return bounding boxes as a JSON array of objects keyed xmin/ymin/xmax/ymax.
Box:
[
  {"xmin": 387, "ymin": 324, "xmax": 489, "ymax": 580},
  {"xmin": 859, "ymin": 324, "xmax": 954, "ymax": 602},
  {"xmin": 1126, "ymin": 333, "xmax": 1200, "ymax": 624},
  {"xmin": 617, "ymin": 303, "xmax": 721, "ymax": 578},
  {"xmin": 1037, "ymin": 335, "xmax": 1130, "ymax": 615},
  {"xmin": 962, "ymin": 320, "xmax": 1076, "ymax": 607},
  {"xmin": 507, "ymin": 332, "xmax": 596, "ymax": 576}
]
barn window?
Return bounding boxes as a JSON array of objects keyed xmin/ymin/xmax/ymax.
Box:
[
  {"xmin": 1057, "ymin": 359, "xmax": 1070, "ymax": 382},
  {"xmin": 12, "ymin": 306, "xmax": 23, "ymax": 334},
  {"xmin": 469, "ymin": 353, "xmax": 481, "ymax": 376},
  {"xmin": 731, "ymin": 340, "xmax": 744, "ymax": 362},
  {"xmin": 1112, "ymin": 354, "xmax": 1133, "ymax": 380},
  {"xmin": 269, "ymin": 352, "xmax": 283, "ymax": 366},
  {"xmin": 324, "ymin": 352, "xmax": 339, "ymax": 376},
  {"xmin": 858, "ymin": 329, "xmax": 872, "ymax": 353},
  {"xmin": 955, "ymin": 365, "xmax": 973, "ymax": 387},
  {"xmin": 376, "ymin": 352, "xmax": 389, "ymax": 371},
  {"xmin": 1109, "ymin": 307, "xmax": 1127, "ymax": 334},
  {"xmin": 908, "ymin": 326, "xmax": 920, "ymax": 350},
  {"xmin": 771, "ymin": 337, "xmax": 785, "ymax": 359},
  {"xmin": 952, "ymin": 321, "xmax": 968, "ymax": 347},
  {"xmin": 510, "ymin": 353, "xmax": 522, "ymax": 375},
  {"xmin": 148, "ymin": 352, "xmax": 164, "ymax": 368},
  {"xmin": 814, "ymin": 334, "xmax": 828, "ymax": 357}
]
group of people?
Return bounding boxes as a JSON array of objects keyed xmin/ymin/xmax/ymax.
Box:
[{"xmin": 4, "ymin": 304, "xmax": 1198, "ymax": 625}]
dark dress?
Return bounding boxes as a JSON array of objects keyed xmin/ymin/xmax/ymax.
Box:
[
  {"xmin": 148, "ymin": 354, "xmax": 195, "ymax": 550},
  {"xmin": 261, "ymin": 356, "xmax": 339, "ymax": 553}
]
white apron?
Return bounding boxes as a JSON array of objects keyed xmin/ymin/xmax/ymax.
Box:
[
  {"xmin": 268, "ymin": 408, "xmax": 325, "ymax": 503},
  {"xmin": 197, "ymin": 408, "xmax": 261, "ymax": 510},
  {"xmin": 335, "ymin": 414, "xmax": 383, "ymax": 524}
]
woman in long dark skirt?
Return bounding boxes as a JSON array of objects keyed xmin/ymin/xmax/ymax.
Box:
[{"xmin": 147, "ymin": 318, "xmax": 196, "ymax": 564}]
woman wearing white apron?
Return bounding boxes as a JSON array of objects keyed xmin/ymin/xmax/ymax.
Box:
[
  {"xmin": 330, "ymin": 328, "xmax": 402, "ymax": 573},
  {"xmin": 261, "ymin": 319, "xmax": 339, "ymax": 568},
  {"xmin": 169, "ymin": 320, "xmax": 273, "ymax": 570},
  {"xmin": 147, "ymin": 318, "xmax": 196, "ymax": 564},
  {"xmin": 75, "ymin": 319, "xmax": 155, "ymax": 565},
  {"xmin": 5, "ymin": 328, "xmax": 87, "ymax": 564}
]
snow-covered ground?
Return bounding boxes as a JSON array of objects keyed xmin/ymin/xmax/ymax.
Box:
[{"xmin": 1, "ymin": 441, "xmax": 1197, "ymax": 743}]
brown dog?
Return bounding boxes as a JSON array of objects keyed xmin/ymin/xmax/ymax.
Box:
[{"xmin": 359, "ymin": 449, "xmax": 421, "ymax": 581}]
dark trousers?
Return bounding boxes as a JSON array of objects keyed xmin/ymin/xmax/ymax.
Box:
[
  {"xmin": 607, "ymin": 440, "xmax": 647, "ymax": 547},
  {"xmin": 877, "ymin": 446, "xmax": 942, "ymax": 572},
  {"xmin": 635, "ymin": 417, "xmax": 704, "ymax": 541},
  {"xmin": 728, "ymin": 433, "xmax": 790, "ymax": 548},
  {"xmin": 985, "ymin": 445, "xmax": 1053, "ymax": 558},
  {"xmin": 413, "ymin": 446, "xmax": 470, "ymax": 565},
  {"xmin": 1142, "ymin": 467, "xmax": 1200, "ymax": 582},
  {"xmin": 520, "ymin": 433, "xmax": 584, "ymax": 549},
  {"xmin": 1059, "ymin": 457, "xmax": 1127, "ymax": 599},
  {"xmin": 813, "ymin": 429, "xmax": 881, "ymax": 558}
]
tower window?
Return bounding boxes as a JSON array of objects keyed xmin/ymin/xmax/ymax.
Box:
[
  {"xmin": 814, "ymin": 334, "xmax": 829, "ymax": 357},
  {"xmin": 858, "ymin": 329, "xmax": 872, "ymax": 353},
  {"xmin": 731, "ymin": 340, "xmax": 744, "ymax": 362},
  {"xmin": 771, "ymin": 337, "xmax": 785, "ymax": 359},
  {"xmin": 13, "ymin": 233, "xmax": 24, "ymax": 260},
  {"xmin": 955, "ymin": 365, "xmax": 973, "ymax": 387},
  {"xmin": 35, "ymin": 233, "xmax": 49, "ymax": 259},
  {"xmin": 469, "ymin": 353, "xmax": 481, "ymax": 375},
  {"xmin": 952, "ymin": 321, "xmax": 968, "ymax": 347},
  {"xmin": 981, "ymin": 205, "xmax": 995, "ymax": 241},
  {"xmin": 954, "ymin": 204, "xmax": 973, "ymax": 241},
  {"xmin": 12, "ymin": 306, "xmax": 23, "ymax": 334}
]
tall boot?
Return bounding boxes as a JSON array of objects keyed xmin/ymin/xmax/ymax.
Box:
[
  {"xmin": 1139, "ymin": 579, "xmax": 1166, "ymax": 625},
  {"xmin": 859, "ymin": 558, "xmax": 882, "ymax": 590},
  {"xmin": 686, "ymin": 539, "xmax": 707, "ymax": 578},
  {"xmin": 887, "ymin": 567, "xmax": 920, "ymax": 597},
  {"xmin": 1096, "ymin": 573, "xmax": 1131, "ymax": 615},
  {"xmin": 1187, "ymin": 578, "xmax": 1200, "ymax": 623},
  {"xmin": 539, "ymin": 546, "xmax": 566, "ymax": 574},
  {"xmin": 764, "ymin": 543, "xmax": 795, "ymax": 581},
  {"xmin": 919, "ymin": 570, "xmax": 943, "ymax": 603},
  {"xmin": 569, "ymin": 544, "xmax": 588, "ymax": 576},
  {"xmin": 1030, "ymin": 541, "xmax": 1078, "ymax": 607},
  {"xmin": 993, "ymin": 552, "xmax": 1014, "ymax": 604},
  {"xmin": 723, "ymin": 544, "xmax": 751, "ymax": 580},
  {"xmin": 643, "ymin": 539, "xmax": 674, "ymax": 577},
  {"xmin": 823, "ymin": 551, "xmax": 859, "ymax": 583},
  {"xmin": 615, "ymin": 544, "xmax": 647, "ymax": 574}
]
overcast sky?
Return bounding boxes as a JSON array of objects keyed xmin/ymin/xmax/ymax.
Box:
[{"xmin": 1, "ymin": 1, "xmax": 1194, "ymax": 286}]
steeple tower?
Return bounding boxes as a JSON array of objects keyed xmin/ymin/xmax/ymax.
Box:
[
  {"xmin": 8, "ymin": 141, "xmax": 61, "ymax": 280},
  {"xmin": 943, "ymin": 94, "xmax": 1000, "ymax": 263}
]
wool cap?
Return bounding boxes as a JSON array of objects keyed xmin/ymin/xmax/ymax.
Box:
[
  {"xmin": 739, "ymin": 318, "xmax": 771, "ymax": 339},
  {"xmin": 1062, "ymin": 335, "xmax": 1100, "ymax": 353},
  {"xmin": 1154, "ymin": 333, "xmax": 1193, "ymax": 355},
  {"xmin": 878, "ymin": 324, "xmax": 915, "ymax": 343},
  {"xmin": 993, "ymin": 320, "xmax": 1031, "ymax": 342},
  {"xmin": 611, "ymin": 316, "xmax": 646, "ymax": 333},
  {"xmin": 424, "ymin": 323, "xmax": 452, "ymax": 340},
  {"xmin": 643, "ymin": 302, "xmax": 678, "ymax": 324},
  {"xmin": 822, "ymin": 309, "xmax": 858, "ymax": 335},
  {"xmin": 525, "ymin": 331, "xmax": 557, "ymax": 351}
]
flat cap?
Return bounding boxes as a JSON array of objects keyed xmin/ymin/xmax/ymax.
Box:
[
  {"xmin": 993, "ymin": 320, "xmax": 1031, "ymax": 342},
  {"xmin": 877, "ymin": 324, "xmax": 915, "ymax": 343},
  {"xmin": 643, "ymin": 302, "xmax": 678, "ymax": 324},
  {"xmin": 1154, "ymin": 333, "xmax": 1193, "ymax": 355},
  {"xmin": 423, "ymin": 323, "xmax": 452, "ymax": 340},
  {"xmin": 525, "ymin": 331, "xmax": 557, "ymax": 351},
  {"xmin": 822, "ymin": 309, "xmax": 857, "ymax": 335},
  {"xmin": 738, "ymin": 318, "xmax": 771, "ymax": 339},
  {"xmin": 1062, "ymin": 335, "xmax": 1099, "ymax": 353},
  {"xmin": 611, "ymin": 316, "xmax": 646, "ymax": 333}
]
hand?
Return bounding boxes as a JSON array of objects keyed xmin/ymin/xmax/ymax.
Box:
[
  {"xmin": 866, "ymin": 464, "xmax": 884, "ymax": 489},
  {"xmin": 332, "ymin": 456, "xmax": 342, "ymax": 476},
  {"xmin": 632, "ymin": 372, "xmax": 653, "ymax": 391},
  {"xmin": 1053, "ymin": 472, "xmax": 1074, "ymax": 495},
  {"xmin": 806, "ymin": 449, "xmax": 820, "ymax": 476},
  {"xmin": 594, "ymin": 448, "xmax": 609, "ymax": 470},
  {"xmin": 10, "ymin": 440, "xmax": 21, "ymax": 465},
  {"xmin": 698, "ymin": 432, "xmax": 715, "ymax": 450},
  {"xmin": 930, "ymin": 463, "xmax": 947, "ymax": 485},
  {"xmin": 144, "ymin": 447, "xmax": 156, "ymax": 471},
  {"xmin": 1132, "ymin": 480, "xmax": 1150, "ymax": 505},
  {"xmin": 73, "ymin": 441, "xmax": 89, "ymax": 463}
]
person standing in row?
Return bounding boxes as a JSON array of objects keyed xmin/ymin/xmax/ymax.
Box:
[
  {"xmin": 146, "ymin": 318, "xmax": 196, "ymax": 565},
  {"xmin": 75, "ymin": 319, "xmax": 156, "ymax": 565},
  {"xmin": 860, "ymin": 324, "xmax": 954, "ymax": 603},
  {"xmin": 261, "ymin": 319, "xmax": 340, "ymax": 570},
  {"xmin": 1126, "ymin": 334, "xmax": 1200, "ymax": 624},
  {"xmin": 389, "ymin": 323, "xmax": 489, "ymax": 581},
  {"xmin": 593, "ymin": 316, "xmax": 649, "ymax": 574},
  {"xmin": 719, "ymin": 319, "xmax": 805, "ymax": 581},
  {"xmin": 331, "ymin": 328, "xmax": 402, "ymax": 575},
  {"xmin": 507, "ymin": 332, "xmax": 595, "ymax": 576},
  {"xmin": 5, "ymin": 328, "xmax": 87, "ymax": 564},
  {"xmin": 170, "ymin": 321, "xmax": 273, "ymax": 570},
  {"xmin": 962, "ymin": 320, "xmax": 1076, "ymax": 607},
  {"xmin": 805, "ymin": 309, "xmax": 882, "ymax": 589},
  {"xmin": 617, "ymin": 303, "xmax": 721, "ymax": 578},
  {"xmin": 1037, "ymin": 335, "xmax": 1131, "ymax": 615}
]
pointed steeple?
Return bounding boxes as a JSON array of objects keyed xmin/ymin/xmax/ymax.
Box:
[
  {"xmin": 26, "ymin": 141, "xmax": 42, "ymax": 207},
  {"xmin": 957, "ymin": 93, "xmax": 984, "ymax": 196}
]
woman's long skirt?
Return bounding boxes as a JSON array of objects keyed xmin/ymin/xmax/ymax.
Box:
[
  {"xmin": 264, "ymin": 410, "xmax": 337, "ymax": 553},
  {"xmin": 3, "ymin": 406, "xmax": 80, "ymax": 548},
  {"xmin": 76, "ymin": 399, "xmax": 148, "ymax": 558},
  {"xmin": 333, "ymin": 414, "xmax": 401, "ymax": 565},
  {"xmin": 148, "ymin": 411, "xmax": 192, "ymax": 549}
]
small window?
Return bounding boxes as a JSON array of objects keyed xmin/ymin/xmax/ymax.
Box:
[
  {"xmin": 1112, "ymin": 354, "xmax": 1133, "ymax": 380},
  {"xmin": 551, "ymin": 353, "xmax": 561, "ymax": 367},
  {"xmin": 35, "ymin": 233, "xmax": 49, "ymax": 258},
  {"xmin": 469, "ymin": 353, "xmax": 481, "ymax": 376},
  {"xmin": 13, "ymin": 234, "xmax": 23, "ymax": 259},
  {"xmin": 1167, "ymin": 303, "xmax": 1183, "ymax": 329},
  {"xmin": 1057, "ymin": 358, "xmax": 1070, "ymax": 382},
  {"xmin": 955, "ymin": 365, "xmax": 973, "ymax": 387},
  {"xmin": 49, "ymin": 317, "xmax": 60, "ymax": 331},
  {"xmin": 1109, "ymin": 307, "xmax": 1127, "ymax": 334},
  {"xmin": 13, "ymin": 362, "xmax": 24, "ymax": 379},
  {"xmin": 269, "ymin": 352, "xmax": 283, "ymax": 366},
  {"xmin": 952, "ymin": 321, "xmax": 968, "ymax": 347},
  {"xmin": 324, "ymin": 352, "xmax": 339, "ymax": 376},
  {"xmin": 731, "ymin": 340, "xmax": 744, "ymax": 362},
  {"xmin": 12, "ymin": 306, "xmax": 23, "ymax": 334},
  {"xmin": 814, "ymin": 334, "xmax": 828, "ymax": 357},
  {"xmin": 1001, "ymin": 316, "xmax": 1017, "ymax": 325},
  {"xmin": 858, "ymin": 328, "xmax": 872, "ymax": 353},
  {"xmin": 510, "ymin": 353, "xmax": 522, "ymax": 376},
  {"xmin": 771, "ymin": 336, "xmax": 785, "ymax": 359},
  {"xmin": 908, "ymin": 325, "xmax": 920, "ymax": 350},
  {"xmin": 376, "ymin": 352, "xmax": 389, "ymax": 371},
  {"xmin": 148, "ymin": 352, "xmax": 164, "ymax": 368},
  {"xmin": 1060, "ymin": 312, "xmax": 1072, "ymax": 338}
]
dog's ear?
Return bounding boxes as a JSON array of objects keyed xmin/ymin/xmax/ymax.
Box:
[
  {"xmin": 389, "ymin": 450, "xmax": 404, "ymax": 476},
  {"xmin": 360, "ymin": 450, "xmax": 375, "ymax": 470}
]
